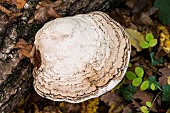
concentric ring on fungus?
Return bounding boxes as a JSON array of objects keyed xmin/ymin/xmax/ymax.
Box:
[{"xmin": 33, "ymin": 11, "xmax": 131, "ymax": 103}]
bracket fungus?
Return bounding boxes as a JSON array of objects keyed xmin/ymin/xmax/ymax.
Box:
[{"xmin": 33, "ymin": 11, "xmax": 131, "ymax": 103}]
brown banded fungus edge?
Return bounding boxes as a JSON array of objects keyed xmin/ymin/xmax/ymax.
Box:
[{"xmin": 33, "ymin": 11, "xmax": 131, "ymax": 103}]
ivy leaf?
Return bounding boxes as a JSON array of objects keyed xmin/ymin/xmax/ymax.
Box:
[
  {"xmin": 151, "ymin": 83, "xmax": 156, "ymax": 90},
  {"xmin": 146, "ymin": 101, "xmax": 152, "ymax": 108},
  {"xmin": 139, "ymin": 40, "xmax": 149, "ymax": 49},
  {"xmin": 148, "ymin": 76, "xmax": 160, "ymax": 90},
  {"xmin": 135, "ymin": 67, "xmax": 144, "ymax": 77},
  {"xmin": 146, "ymin": 33, "xmax": 154, "ymax": 42},
  {"xmin": 140, "ymin": 81, "xmax": 149, "ymax": 90},
  {"xmin": 162, "ymin": 85, "xmax": 170, "ymax": 101},
  {"xmin": 132, "ymin": 77, "xmax": 142, "ymax": 87},
  {"xmin": 149, "ymin": 39, "xmax": 157, "ymax": 47},
  {"xmin": 119, "ymin": 84, "xmax": 136, "ymax": 101},
  {"xmin": 148, "ymin": 76, "xmax": 157, "ymax": 83},
  {"xmin": 140, "ymin": 106, "xmax": 149, "ymax": 113},
  {"xmin": 154, "ymin": 0, "xmax": 170, "ymax": 25},
  {"xmin": 126, "ymin": 71, "xmax": 136, "ymax": 80},
  {"xmin": 133, "ymin": 90, "xmax": 154, "ymax": 105}
]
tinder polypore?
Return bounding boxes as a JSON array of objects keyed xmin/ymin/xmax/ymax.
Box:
[{"xmin": 33, "ymin": 11, "xmax": 131, "ymax": 103}]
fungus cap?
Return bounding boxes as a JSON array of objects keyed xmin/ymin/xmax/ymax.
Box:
[{"xmin": 33, "ymin": 11, "xmax": 131, "ymax": 103}]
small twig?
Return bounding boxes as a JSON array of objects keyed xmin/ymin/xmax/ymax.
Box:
[
  {"xmin": 149, "ymin": 90, "xmax": 162, "ymax": 112},
  {"xmin": 140, "ymin": 65, "xmax": 162, "ymax": 76},
  {"xmin": 130, "ymin": 56, "xmax": 162, "ymax": 76},
  {"xmin": 0, "ymin": 4, "xmax": 12, "ymax": 16}
]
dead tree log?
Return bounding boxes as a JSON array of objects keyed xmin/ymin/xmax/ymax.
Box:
[{"xmin": 0, "ymin": 0, "xmax": 123, "ymax": 112}]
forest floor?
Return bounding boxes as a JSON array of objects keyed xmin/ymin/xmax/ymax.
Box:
[{"xmin": 0, "ymin": 0, "xmax": 170, "ymax": 113}]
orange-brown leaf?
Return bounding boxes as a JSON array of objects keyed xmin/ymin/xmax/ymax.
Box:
[{"xmin": 16, "ymin": 0, "xmax": 26, "ymax": 9}]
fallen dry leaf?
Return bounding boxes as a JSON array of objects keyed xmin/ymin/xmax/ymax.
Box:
[
  {"xmin": 16, "ymin": 0, "xmax": 26, "ymax": 9},
  {"xmin": 0, "ymin": 1, "xmax": 21, "ymax": 18},
  {"xmin": 34, "ymin": 6, "xmax": 60, "ymax": 22},
  {"xmin": 125, "ymin": 28, "xmax": 145, "ymax": 51},
  {"xmin": 59, "ymin": 102, "xmax": 81, "ymax": 113},
  {"xmin": 159, "ymin": 67, "xmax": 170, "ymax": 76},
  {"xmin": 34, "ymin": 0, "xmax": 61, "ymax": 22},
  {"xmin": 42, "ymin": 105, "xmax": 62, "ymax": 113},
  {"xmin": 159, "ymin": 75, "xmax": 168, "ymax": 86},
  {"xmin": 123, "ymin": 16, "xmax": 138, "ymax": 29},
  {"xmin": 108, "ymin": 104, "xmax": 124, "ymax": 113},
  {"xmin": 125, "ymin": 0, "xmax": 136, "ymax": 9},
  {"xmin": 100, "ymin": 92, "xmax": 124, "ymax": 113},
  {"xmin": 100, "ymin": 92, "xmax": 122, "ymax": 107},
  {"xmin": 132, "ymin": 99, "xmax": 141, "ymax": 111},
  {"xmin": 133, "ymin": 90, "xmax": 153, "ymax": 105},
  {"xmin": 140, "ymin": 12, "xmax": 153, "ymax": 25},
  {"xmin": 10, "ymin": 0, "xmax": 17, "ymax": 5},
  {"xmin": 11, "ymin": 0, "xmax": 26, "ymax": 9},
  {"xmin": 0, "ymin": 4, "xmax": 12, "ymax": 16},
  {"xmin": 155, "ymin": 50, "xmax": 166, "ymax": 60},
  {"xmin": 15, "ymin": 38, "xmax": 35, "ymax": 63},
  {"xmin": 31, "ymin": 103, "xmax": 40, "ymax": 113},
  {"xmin": 146, "ymin": 7, "xmax": 158, "ymax": 16},
  {"xmin": 9, "ymin": 0, "xmax": 26, "ymax": 9},
  {"xmin": 145, "ymin": 69, "xmax": 153, "ymax": 76},
  {"xmin": 122, "ymin": 106, "xmax": 132, "ymax": 113},
  {"xmin": 133, "ymin": 90, "xmax": 158, "ymax": 112},
  {"xmin": 34, "ymin": 7, "xmax": 48, "ymax": 22},
  {"xmin": 159, "ymin": 67, "xmax": 170, "ymax": 86},
  {"xmin": 133, "ymin": 0, "xmax": 148, "ymax": 14},
  {"xmin": 0, "ymin": 0, "xmax": 7, "ymax": 3}
]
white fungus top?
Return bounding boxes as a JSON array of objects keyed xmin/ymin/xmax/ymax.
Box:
[{"xmin": 33, "ymin": 11, "xmax": 131, "ymax": 103}]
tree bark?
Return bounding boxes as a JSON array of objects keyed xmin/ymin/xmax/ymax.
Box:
[
  {"xmin": 0, "ymin": 0, "xmax": 123, "ymax": 112},
  {"xmin": 55, "ymin": 0, "xmax": 122, "ymax": 16}
]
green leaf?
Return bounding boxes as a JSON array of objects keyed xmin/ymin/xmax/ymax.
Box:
[
  {"xmin": 140, "ymin": 81, "xmax": 149, "ymax": 90},
  {"xmin": 149, "ymin": 39, "xmax": 158, "ymax": 47},
  {"xmin": 128, "ymin": 63, "xmax": 132, "ymax": 67},
  {"xmin": 148, "ymin": 76, "xmax": 160, "ymax": 90},
  {"xmin": 135, "ymin": 67, "xmax": 144, "ymax": 77},
  {"xmin": 132, "ymin": 77, "xmax": 142, "ymax": 87},
  {"xmin": 140, "ymin": 106, "xmax": 148, "ymax": 113},
  {"xmin": 148, "ymin": 76, "xmax": 157, "ymax": 83},
  {"xmin": 146, "ymin": 33, "xmax": 154, "ymax": 42},
  {"xmin": 146, "ymin": 101, "xmax": 152, "ymax": 108},
  {"xmin": 150, "ymin": 52, "xmax": 164, "ymax": 66},
  {"xmin": 126, "ymin": 71, "xmax": 137, "ymax": 80},
  {"xmin": 154, "ymin": 0, "xmax": 170, "ymax": 25},
  {"xmin": 139, "ymin": 40, "xmax": 149, "ymax": 49},
  {"xmin": 118, "ymin": 84, "xmax": 136, "ymax": 101},
  {"xmin": 162, "ymin": 85, "xmax": 170, "ymax": 101},
  {"xmin": 151, "ymin": 83, "xmax": 156, "ymax": 90}
]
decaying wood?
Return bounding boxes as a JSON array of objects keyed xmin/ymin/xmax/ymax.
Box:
[{"xmin": 0, "ymin": 0, "xmax": 123, "ymax": 112}]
